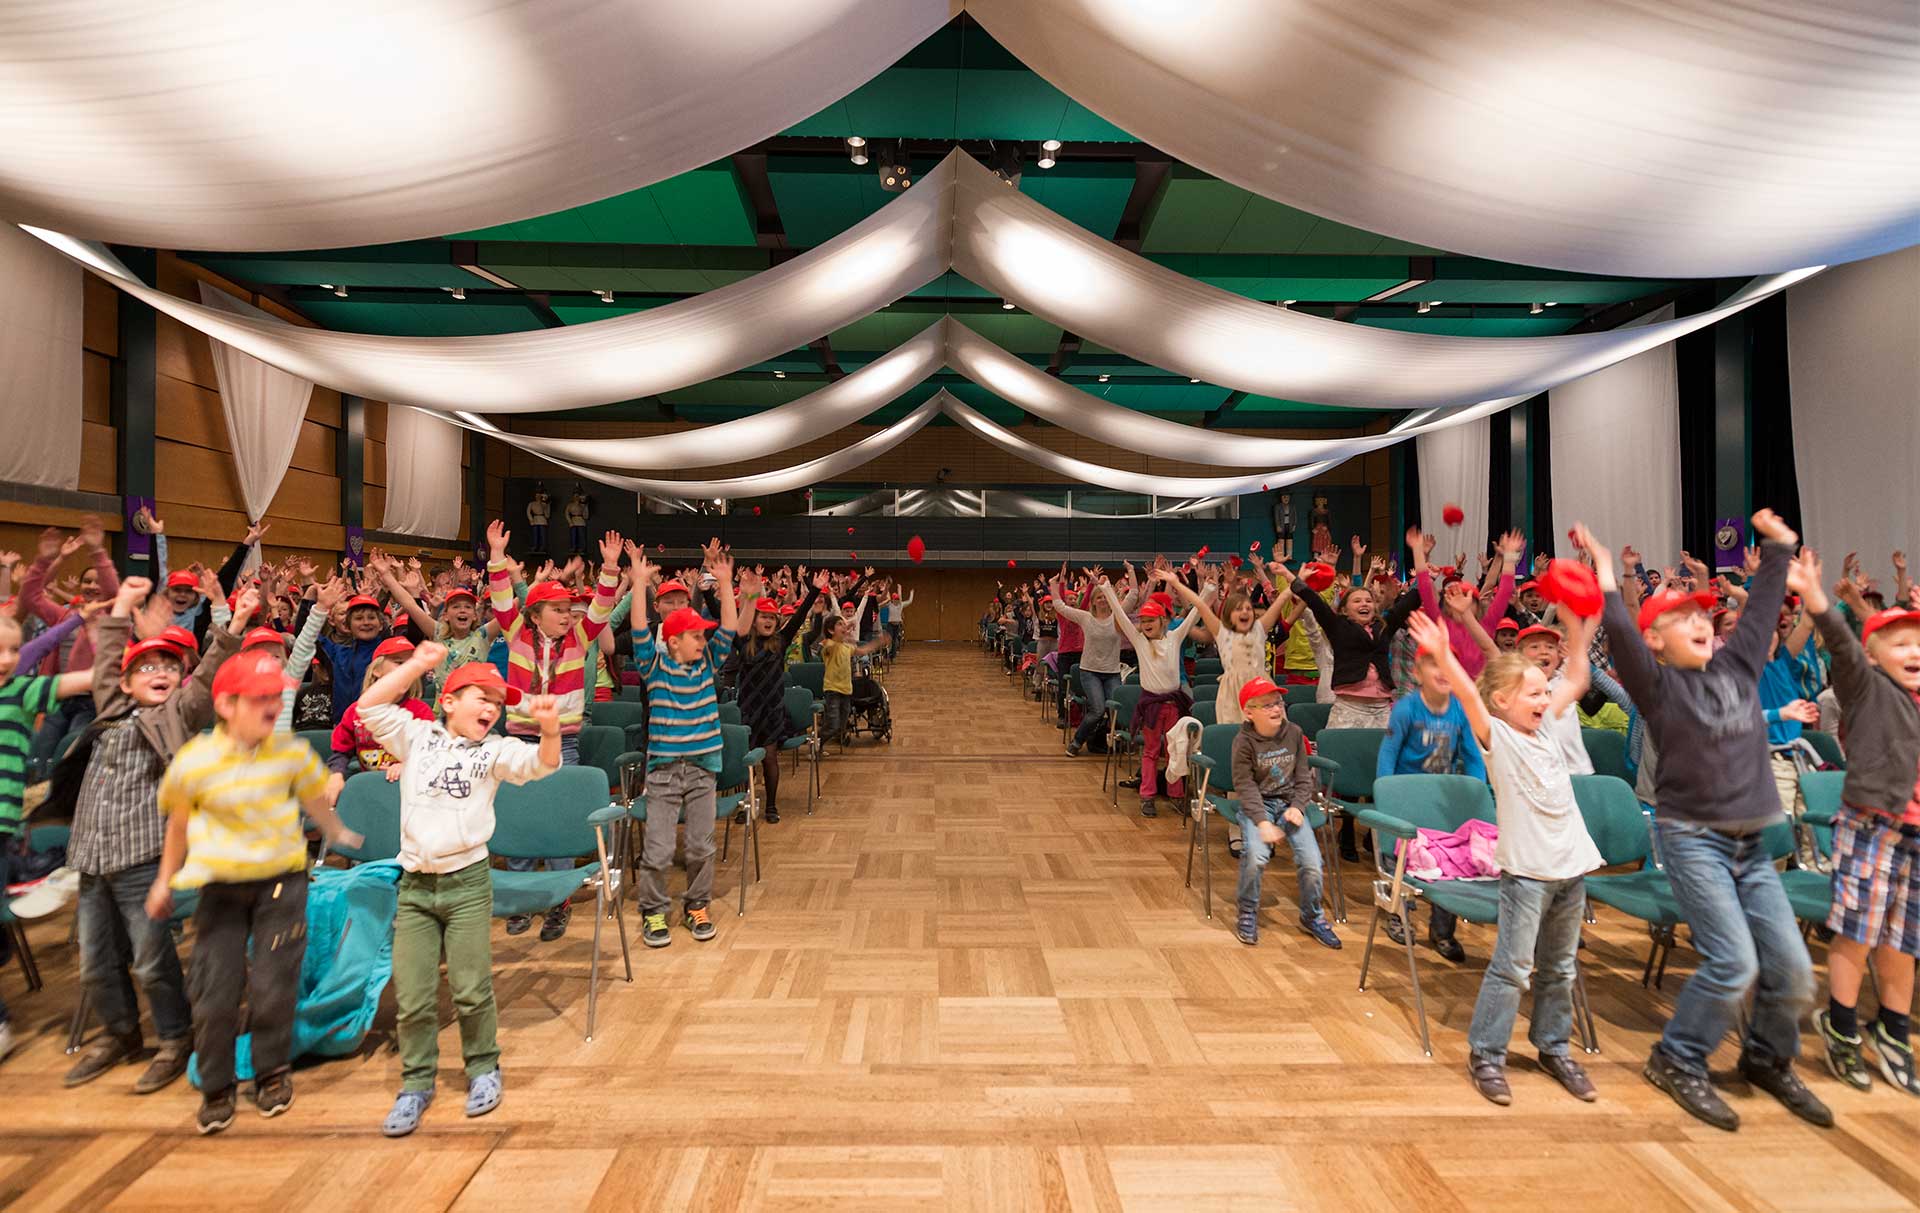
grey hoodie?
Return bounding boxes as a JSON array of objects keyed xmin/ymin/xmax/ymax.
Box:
[{"xmin": 1230, "ymin": 718, "xmax": 1316, "ymax": 825}]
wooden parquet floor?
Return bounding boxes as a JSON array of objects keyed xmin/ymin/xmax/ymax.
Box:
[{"xmin": 5, "ymin": 644, "xmax": 1920, "ymax": 1211}]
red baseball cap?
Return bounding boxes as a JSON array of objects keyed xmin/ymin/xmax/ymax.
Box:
[
  {"xmin": 1494, "ymin": 617, "xmax": 1520, "ymax": 633},
  {"xmin": 240, "ymin": 627, "xmax": 286, "ymax": 650},
  {"xmin": 660, "ymin": 607, "xmax": 719, "ymax": 641},
  {"xmin": 1237, "ymin": 675, "xmax": 1284, "ymax": 712},
  {"xmin": 1137, "ymin": 601, "xmax": 1168, "ymax": 620},
  {"xmin": 158, "ymin": 625, "xmax": 199, "ymax": 656},
  {"xmin": 1636, "ymin": 588, "xmax": 1717, "ymax": 633},
  {"xmin": 752, "ymin": 596, "xmax": 779, "ymax": 614},
  {"xmin": 655, "ymin": 579, "xmax": 691, "ymax": 599},
  {"xmin": 121, "ymin": 637, "xmax": 187, "ymax": 673},
  {"xmin": 443, "ymin": 587, "xmax": 477, "ymax": 604},
  {"xmin": 212, "ymin": 650, "xmax": 297, "ymax": 698},
  {"xmin": 344, "ymin": 594, "xmax": 381, "ymax": 612},
  {"xmin": 1862, "ymin": 607, "xmax": 1920, "ymax": 645},
  {"xmin": 1301, "ymin": 562, "xmax": 1337, "ymax": 592},
  {"xmin": 1539, "ymin": 559, "xmax": 1603, "ymax": 618},
  {"xmin": 524, "ymin": 580, "xmax": 570, "ymax": 608},
  {"xmin": 1516, "ymin": 625, "xmax": 1563, "ymax": 645},
  {"xmin": 442, "ymin": 661, "xmax": 520, "ymax": 705},
  {"xmin": 778, "ymin": 604, "xmax": 797, "ymax": 616},
  {"xmin": 372, "ymin": 636, "xmax": 415, "ymax": 661},
  {"xmin": 1516, "ymin": 580, "xmax": 1542, "ymax": 596},
  {"xmin": 164, "ymin": 570, "xmax": 198, "ymax": 590}
]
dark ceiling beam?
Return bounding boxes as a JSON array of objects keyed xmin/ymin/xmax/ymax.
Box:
[
  {"xmin": 521, "ymin": 290, "xmax": 564, "ymax": 329},
  {"xmin": 729, "ymin": 152, "xmax": 788, "ymax": 251},
  {"xmin": 741, "ymin": 135, "xmax": 1148, "ymax": 163},
  {"xmin": 1112, "ymin": 153, "xmax": 1172, "ymax": 253},
  {"xmin": 1202, "ymin": 390, "xmax": 1250, "ymax": 429},
  {"xmin": 1563, "ymin": 284, "xmax": 1698, "ymax": 334},
  {"xmin": 1046, "ymin": 331, "xmax": 1082, "ymax": 377},
  {"xmin": 808, "ymin": 335, "xmax": 845, "ymax": 381}
]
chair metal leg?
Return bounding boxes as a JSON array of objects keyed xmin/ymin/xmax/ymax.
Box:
[
  {"xmin": 594, "ymin": 823, "xmax": 632, "ymax": 984},
  {"xmin": 1400, "ymin": 896, "xmax": 1432, "ymax": 1056},
  {"xmin": 1572, "ymin": 952, "xmax": 1600, "ymax": 1054},
  {"xmin": 11, "ymin": 922, "xmax": 41, "ymax": 992},
  {"xmin": 1199, "ymin": 805, "xmax": 1213, "ymax": 919},
  {"xmin": 1184, "ymin": 814, "xmax": 1197, "ymax": 889},
  {"xmin": 65, "ymin": 988, "xmax": 90, "ymax": 1053},
  {"xmin": 1320, "ymin": 805, "xmax": 1347, "ymax": 923},
  {"xmin": 585, "ymin": 884, "xmax": 605, "ymax": 1043}
]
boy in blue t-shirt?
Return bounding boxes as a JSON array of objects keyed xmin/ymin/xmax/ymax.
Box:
[
  {"xmin": 1377, "ymin": 639, "xmax": 1487, "ymax": 963},
  {"xmin": 629, "ymin": 547, "xmax": 737, "ymax": 949}
]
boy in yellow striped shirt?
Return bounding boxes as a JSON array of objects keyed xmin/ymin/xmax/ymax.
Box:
[{"xmin": 148, "ymin": 642, "xmax": 363, "ymax": 1136}]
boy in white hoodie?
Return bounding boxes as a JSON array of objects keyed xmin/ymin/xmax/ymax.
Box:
[{"xmin": 359, "ymin": 643, "xmax": 561, "ymax": 1137}]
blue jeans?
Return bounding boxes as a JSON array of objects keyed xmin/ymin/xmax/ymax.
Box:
[
  {"xmin": 1654, "ymin": 818, "xmax": 1815, "ymax": 1075},
  {"xmin": 1236, "ymin": 799, "xmax": 1325, "ymax": 922},
  {"xmin": 1073, "ymin": 668, "xmax": 1120, "ymax": 748},
  {"xmin": 506, "ymin": 732, "xmax": 579, "ymax": 877},
  {"xmin": 77, "ymin": 859, "xmax": 193, "ymax": 1042},
  {"xmin": 1466, "ymin": 873, "xmax": 1585, "ymax": 1063}
]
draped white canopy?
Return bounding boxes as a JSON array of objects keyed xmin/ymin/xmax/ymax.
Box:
[
  {"xmin": 3, "ymin": 1, "xmax": 1912, "ymax": 278},
  {"xmin": 25, "ymin": 151, "xmax": 1820, "ymax": 421}
]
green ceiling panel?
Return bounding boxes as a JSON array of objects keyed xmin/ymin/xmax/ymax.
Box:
[
  {"xmin": 784, "ymin": 68, "xmax": 1131, "ymax": 142},
  {"xmin": 449, "ymin": 168, "xmax": 755, "ymax": 246},
  {"xmin": 1359, "ymin": 315, "xmax": 1581, "ymax": 337},
  {"xmin": 1145, "ymin": 177, "xmax": 1442, "ymax": 256},
  {"xmin": 188, "ymin": 243, "xmax": 487, "ymax": 290},
  {"xmin": 1018, "ymin": 165, "xmax": 1134, "ymax": 237},
  {"xmin": 950, "ymin": 313, "xmax": 1064, "ymax": 354},
  {"xmin": 1421, "ymin": 278, "xmax": 1669, "ymax": 305},
  {"xmin": 828, "ymin": 312, "xmax": 943, "ymax": 351},
  {"xmin": 296, "ymin": 298, "xmax": 542, "ymax": 337}
]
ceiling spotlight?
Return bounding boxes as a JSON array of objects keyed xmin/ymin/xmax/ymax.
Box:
[
  {"xmin": 593, "ymin": 288, "xmax": 614, "ymax": 303},
  {"xmin": 773, "ymin": 370, "xmax": 786, "ymax": 379},
  {"xmin": 1188, "ymin": 377, "xmax": 1200, "ymax": 384},
  {"xmin": 1529, "ymin": 301, "xmax": 1544, "ymax": 314},
  {"xmin": 1000, "ymin": 299, "xmax": 1015, "ymax": 311},
  {"xmin": 447, "ymin": 287, "xmax": 466, "ymax": 300},
  {"xmin": 1281, "ymin": 298, "xmax": 1298, "ymax": 306},
  {"xmin": 1544, "ymin": 301, "xmax": 1559, "ymax": 307},
  {"xmin": 318, "ymin": 283, "xmax": 333, "ymax": 290},
  {"xmin": 1416, "ymin": 300, "xmax": 1438, "ymax": 314},
  {"xmin": 1042, "ymin": 139, "xmax": 1062, "ymax": 154},
  {"xmin": 873, "ymin": 141, "xmax": 911, "ymax": 192},
  {"xmin": 1036, "ymin": 155, "xmax": 1056, "ymax": 170},
  {"xmin": 850, "ymin": 149, "xmax": 869, "ymax": 166},
  {"xmin": 333, "ymin": 284, "xmax": 348, "ymax": 298},
  {"xmin": 1097, "ymin": 373, "xmax": 1111, "ymax": 383},
  {"xmin": 846, "ymin": 135, "xmax": 866, "ymax": 149}
]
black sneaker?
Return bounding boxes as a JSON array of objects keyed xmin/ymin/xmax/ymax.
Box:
[
  {"xmin": 641, "ymin": 912, "xmax": 671, "ymax": 948},
  {"xmin": 1737, "ymin": 1054, "xmax": 1833, "ymax": 1128},
  {"xmin": 1139, "ymin": 798, "xmax": 1157, "ymax": 818},
  {"xmin": 1644, "ymin": 1047, "xmax": 1739, "ymax": 1131},
  {"xmin": 1065, "ymin": 741, "xmax": 1081, "ymax": 757},
  {"xmin": 1235, "ymin": 903, "xmax": 1258, "ymax": 946},
  {"xmin": 254, "ymin": 1070, "xmax": 294, "ymax": 1117},
  {"xmin": 1429, "ymin": 930, "xmax": 1466, "ymax": 964},
  {"xmin": 764, "ymin": 805, "xmax": 780, "ymax": 824},
  {"xmin": 1539, "ymin": 1053, "xmax": 1598, "ymax": 1102},
  {"xmin": 539, "ymin": 901, "xmax": 572, "ymax": 942},
  {"xmin": 504, "ymin": 914, "xmax": 532, "ymax": 936},
  {"xmin": 1468, "ymin": 1054, "xmax": 1512, "ymax": 1106},
  {"xmin": 1226, "ymin": 838, "xmax": 1244, "ymax": 859},
  {"xmin": 1118, "ymin": 775, "xmax": 1142, "ymax": 790},
  {"xmin": 1869, "ymin": 1021, "xmax": 1920, "ymax": 1096},
  {"xmin": 1814, "ymin": 1009, "xmax": 1872, "ymax": 1091},
  {"xmin": 684, "ymin": 904, "xmax": 716, "ymax": 942},
  {"xmin": 1300, "ymin": 916, "xmax": 1342, "ymax": 949},
  {"xmin": 198, "ymin": 1087, "xmax": 237, "ymax": 1135},
  {"xmin": 1384, "ymin": 914, "xmax": 1407, "ymax": 946}
]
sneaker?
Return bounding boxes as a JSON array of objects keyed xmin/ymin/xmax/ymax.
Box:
[
  {"xmin": 133, "ymin": 1037, "xmax": 191, "ymax": 1094},
  {"xmin": 1065, "ymin": 741, "xmax": 1081, "ymax": 758},
  {"xmin": 1226, "ymin": 838, "xmax": 1244, "ymax": 859},
  {"xmin": 0, "ymin": 1021, "xmax": 14, "ymax": 1065},
  {"xmin": 1737, "ymin": 1053, "xmax": 1832, "ymax": 1127},
  {"xmin": 642, "ymin": 912, "xmax": 671, "ymax": 948},
  {"xmin": 1235, "ymin": 903, "xmax": 1258, "ymax": 946},
  {"xmin": 1815, "ymin": 1009, "xmax": 1872, "ymax": 1091},
  {"xmin": 1385, "ymin": 914, "xmax": 1407, "ymax": 946},
  {"xmin": 1118, "ymin": 775, "xmax": 1142, "ymax": 790},
  {"xmin": 254, "ymin": 1069, "xmax": 294, "ymax": 1117},
  {"xmin": 1430, "ymin": 930, "xmax": 1466, "ymax": 964},
  {"xmin": 1139, "ymin": 798, "xmax": 1157, "ymax": 818},
  {"xmin": 1644, "ymin": 1047, "xmax": 1738, "ymax": 1131},
  {"xmin": 1300, "ymin": 916, "xmax": 1342, "ymax": 950},
  {"xmin": 764, "ymin": 805, "xmax": 780, "ymax": 824},
  {"xmin": 684, "ymin": 905, "xmax": 716, "ymax": 942},
  {"xmin": 732, "ymin": 809, "xmax": 748, "ymax": 826},
  {"xmin": 1538, "ymin": 1053, "xmax": 1598, "ymax": 1102},
  {"xmin": 197, "ymin": 1088, "xmax": 237, "ymax": 1135},
  {"xmin": 63, "ymin": 1031, "xmax": 141, "ymax": 1088},
  {"xmin": 1869, "ymin": 1021, "xmax": 1920, "ymax": 1096},
  {"xmin": 465, "ymin": 1067, "xmax": 503, "ymax": 1117},
  {"xmin": 504, "ymin": 914, "xmax": 532, "ymax": 936},
  {"xmin": 539, "ymin": 901, "xmax": 572, "ymax": 942},
  {"xmin": 382, "ymin": 1089, "xmax": 433, "ymax": 1137},
  {"xmin": 1468, "ymin": 1054, "xmax": 1512, "ymax": 1106}
]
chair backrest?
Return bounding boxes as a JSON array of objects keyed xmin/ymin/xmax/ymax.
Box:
[
  {"xmin": 1315, "ymin": 728, "xmax": 1386, "ymax": 801},
  {"xmin": 1122, "ymin": 668, "xmax": 1140, "ymax": 685},
  {"xmin": 1188, "ymin": 678, "xmax": 1218, "ymax": 702},
  {"xmin": 1189, "ymin": 699, "xmax": 1218, "ymax": 728},
  {"xmin": 1288, "ymin": 702, "xmax": 1333, "ymax": 742},
  {"xmin": 1802, "ymin": 729, "xmax": 1846, "ymax": 769},
  {"xmin": 617, "ymin": 683, "xmax": 643, "ymax": 702},
  {"xmin": 783, "ymin": 685, "xmax": 815, "ymax": 732},
  {"xmin": 1197, "ymin": 722, "xmax": 1241, "ymax": 801},
  {"xmin": 1569, "ymin": 774, "xmax": 1649, "ymax": 867},
  {"xmin": 717, "ymin": 721, "xmax": 752, "ymax": 790},
  {"xmin": 1761, "ymin": 816, "xmax": 1798, "ymax": 863},
  {"xmin": 1580, "ymin": 728, "xmax": 1632, "ymax": 784},
  {"xmin": 332, "ymin": 772, "xmax": 403, "ymax": 862},
  {"xmin": 613, "ymin": 750, "xmax": 648, "ymax": 802},
  {"xmin": 1798, "ymin": 769, "xmax": 1843, "ymax": 858},
  {"xmin": 575, "ymin": 724, "xmax": 626, "ymax": 794},
  {"xmin": 1284, "ymin": 684, "xmax": 1320, "ymax": 706},
  {"xmin": 587, "ymin": 700, "xmax": 646, "ymax": 733},
  {"xmin": 1110, "ymin": 683, "xmax": 1144, "ymax": 730},
  {"xmin": 718, "ymin": 701, "xmax": 743, "ymax": 727},
  {"xmin": 491, "ymin": 766, "xmax": 607, "ymax": 860},
  {"xmin": 296, "ymin": 729, "xmax": 334, "ymax": 766},
  {"xmin": 1372, "ymin": 774, "xmax": 1496, "ymax": 854},
  {"xmin": 788, "ymin": 662, "xmax": 826, "ymax": 698},
  {"xmin": 1190, "ymin": 657, "xmax": 1224, "ymax": 680}
]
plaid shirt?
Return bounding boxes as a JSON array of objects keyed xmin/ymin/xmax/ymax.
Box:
[{"xmin": 68, "ymin": 711, "xmax": 169, "ymax": 876}]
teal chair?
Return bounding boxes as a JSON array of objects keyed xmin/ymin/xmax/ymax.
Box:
[
  {"xmin": 780, "ymin": 685, "xmax": 821, "ymax": 814},
  {"xmin": 719, "ymin": 702, "xmax": 743, "ymax": 727},
  {"xmin": 1768, "ymin": 777, "xmax": 1838, "ymax": 930},
  {"xmin": 1284, "ymin": 683, "xmax": 1320, "ymax": 706},
  {"xmin": 1309, "ymin": 754, "xmax": 1347, "ymax": 921},
  {"xmin": 1102, "ymin": 683, "xmax": 1146, "ymax": 805},
  {"xmin": 588, "ymin": 700, "xmax": 646, "ymax": 734},
  {"xmin": 715, "ymin": 723, "xmax": 768, "ymax": 915},
  {"xmin": 575, "ymin": 724, "xmax": 626, "ymax": 797},
  {"xmin": 491, "ymin": 766, "xmax": 621, "ymax": 1041},
  {"xmin": 1798, "ymin": 769, "xmax": 1844, "ymax": 867},
  {"xmin": 296, "ymin": 729, "xmax": 336, "ymax": 768},
  {"xmin": 1190, "ymin": 657, "xmax": 1224, "ymax": 681},
  {"xmin": 1186, "ymin": 723, "xmax": 1333, "ymax": 925},
  {"xmin": 1802, "ymin": 729, "xmax": 1845, "ymax": 769},
  {"xmin": 788, "ymin": 661, "xmax": 826, "ymax": 703},
  {"xmin": 617, "ymin": 683, "xmax": 643, "ymax": 702},
  {"xmin": 1288, "ymin": 702, "xmax": 1332, "ymax": 743},
  {"xmin": 1354, "ymin": 774, "xmax": 1500, "ymax": 1057},
  {"xmin": 1189, "ymin": 700, "xmax": 1218, "ymax": 728},
  {"xmin": 1122, "ymin": 668, "xmax": 1140, "ymax": 686},
  {"xmin": 1574, "ymin": 775, "xmax": 1686, "ymax": 990},
  {"xmin": 322, "ymin": 772, "xmax": 403, "ymax": 864},
  {"xmin": 1314, "ymin": 727, "xmax": 1386, "ymax": 860},
  {"xmin": 1581, "ymin": 728, "xmax": 1633, "ymax": 785}
]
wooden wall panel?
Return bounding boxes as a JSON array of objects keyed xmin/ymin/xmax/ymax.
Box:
[
  {"xmin": 82, "ymin": 275, "xmax": 119, "ymax": 359},
  {"xmin": 79, "ymin": 423, "xmax": 118, "ymax": 496},
  {"xmin": 82, "ymin": 352, "xmax": 112, "ymax": 425}
]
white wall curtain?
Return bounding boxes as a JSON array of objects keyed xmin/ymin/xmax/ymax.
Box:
[
  {"xmin": 1416, "ymin": 416, "xmax": 1491, "ymax": 561},
  {"xmin": 0, "ymin": 222, "xmax": 81, "ymax": 489},
  {"xmin": 197, "ymin": 282, "xmax": 315, "ymax": 557},
  {"xmin": 383, "ymin": 406, "xmax": 465, "ymax": 539},
  {"xmin": 1549, "ymin": 306, "xmax": 1682, "ymax": 567},
  {"xmin": 1788, "ymin": 246, "xmax": 1920, "ymax": 579}
]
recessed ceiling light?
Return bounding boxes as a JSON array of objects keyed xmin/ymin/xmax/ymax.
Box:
[
  {"xmin": 1188, "ymin": 377, "xmax": 1200, "ymax": 383},
  {"xmin": 1000, "ymin": 299, "xmax": 1015, "ymax": 311},
  {"xmin": 1036, "ymin": 155, "xmax": 1056, "ymax": 170},
  {"xmin": 1041, "ymin": 139, "xmax": 1062, "ymax": 153},
  {"xmin": 1544, "ymin": 301, "xmax": 1559, "ymax": 307},
  {"xmin": 1529, "ymin": 302, "xmax": 1544, "ymax": 314},
  {"xmin": 449, "ymin": 287, "xmax": 466, "ymax": 300},
  {"xmin": 1281, "ymin": 298, "xmax": 1298, "ymax": 306},
  {"xmin": 1097, "ymin": 373, "xmax": 1111, "ymax": 383},
  {"xmin": 846, "ymin": 135, "xmax": 866, "ymax": 149},
  {"xmin": 594, "ymin": 289, "xmax": 614, "ymax": 303},
  {"xmin": 773, "ymin": 370, "xmax": 786, "ymax": 379},
  {"xmin": 333, "ymin": 284, "xmax": 348, "ymax": 297},
  {"xmin": 319, "ymin": 283, "xmax": 333, "ymax": 290}
]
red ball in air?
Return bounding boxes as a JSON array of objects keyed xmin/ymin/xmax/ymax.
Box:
[
  {"xmin": 1007, "ymin": 559, "xmax": 1017, "ymax": 568},
  {"xmin": 907, "ymin": 536, "xmax": 926, "ymax": 563},
  {"xmin": 1442, "ymin": 503, "xmax": 1465, "ymax": 528}
]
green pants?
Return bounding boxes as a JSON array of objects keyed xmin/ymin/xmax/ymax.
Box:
[{"xmin": 394, "ymin": 861, "xmax": 499, "ymax": 1091}]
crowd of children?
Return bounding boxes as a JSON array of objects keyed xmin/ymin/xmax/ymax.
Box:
[{"xmin": 983, "ymin": 508, "xmax": 1920, "ymax": 1127}]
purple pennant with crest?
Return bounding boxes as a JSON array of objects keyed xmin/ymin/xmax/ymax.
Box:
[{"xmin": 1713, "ymin": 517, "xmax": 1745, "ymax": 571}]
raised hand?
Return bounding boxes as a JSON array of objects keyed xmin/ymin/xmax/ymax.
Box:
[
  {"xmin": 1750, "ymin": 507, "xmax": 1797, "ymax": 548},
  {"xmin": 1894, "ymin": 550, "xmax": 1908, "ymax": 576},
  {"xmin": 598, "ymin": 529, "xmax": 623, "ymax": 568},
  {"xmin": 533, "ymin": 560, "xmax": 557, "ymax": 583},
  {"xmin": 527, "ymin": 694, "xmax": 562, "ymax": 732},
  {"xmin": 195, "ymin": 563, "xmax": 222, "ymax": 602},
  {"xmin": 812, "ymin": 569, "xmax": 831, "ymax": 591},
  {"xmin": 413, "ymin": 639, "xmax": 447, "ymax": 670},
  {"xmin": 228, "ymin": 585, "xmax": 261, "ymax": 629},
  {"xmin": 315, "ymin": 575, "xmax": 347, "ymax": 611},
  {"xmin": 1572, "ymin": 523, "xmax": 1612, "ymax": 582},
  {"xmin": 1404, "ymin": 607, "xmax": 1449, "ymax": 656},
  {"xmin": 0, "ymin": 550, "xmax": 17, "ymax": 570},
  {"xmin": 244, "ymin": 519, "xmax": 271, "ymax": 547},
  {"xmin": 1780, "ymin": 699, "xmax": 1821, "ymax": 725},
  {"xmin": 115, "ymin": 575, "xmax": 152, "ymax": 612},
  {"xmin": 59, "ymin": 534, "xmax": 83, "ymax": 560},
  {"xmin": 1785, "ymin": 548, "xmax": 1827, "ymax": 613},
  {"xmin": 1498, "ymin": 529, "xmax": 1526, "ymax": 562},
  {"xmin": 1351, "ymin": 534, "xmax": 1367, "ymax": 557},
  {"xmin": 486, "ymin": 518, "xmax": 510, "ymax": 558},
  {"xmin": 134, "ymin": 505, "xmax": 163, "ymax": 535},
  {"xmin": 78, "ymin": 514, "xmax": 106, "ymax": 551},
  {"xmin": 35, "ymin": 527, "xmax": 63, "ymax": 561}
]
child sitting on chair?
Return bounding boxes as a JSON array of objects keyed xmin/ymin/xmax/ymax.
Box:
[
  {"xmin": 366, "ymin": 645, "xmax": 562, "ymax": 1137},
  {"xmin": 1793, "ymin": 551, "xmax": 1920, "ymax": 1097},
  {"xmin": 1230, "ymin": 677, "xmax": 1340, "ymax": 950},
  {"xmin": 1404, "ymin": 608, "xmax": 1602, "ymax": 1108},
  {"xmin": 630, "ymin": 544, "xmax": 738, "ymax": 950}
]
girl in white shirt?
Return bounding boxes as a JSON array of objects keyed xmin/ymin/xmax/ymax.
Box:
[
  {"xmin": 1404, "ymin": 609, "xmax": 1603, "ymax": 1109},
  {"xmin": 1161, "ymin": 568, "xmax": 1290, "ymax": 725}
]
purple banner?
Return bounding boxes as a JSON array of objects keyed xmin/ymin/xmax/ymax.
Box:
[
  {"xmin": 1713, "ymin": 516, "xmax": 1745, "ymax": 571},
  {"xmin": 122, "ymin": 496, "xmax": 154, "ymax": 561},
  {"xmin": 345, "ymin": 526, "xmax": 366, "ymax": 567}
]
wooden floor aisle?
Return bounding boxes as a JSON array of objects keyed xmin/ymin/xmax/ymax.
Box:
[{"xmin": 5, "ymin": 643, "xmax": 1920, "ymax": 1211}]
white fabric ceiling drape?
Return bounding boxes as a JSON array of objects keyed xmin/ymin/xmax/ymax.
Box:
[
  {"xmin": 1549, "ymin": 306, "xmax": 1683, "ymax": 567},
  {"xmin": 0, "ymin": 222, "xmax": 80, "ymax": 490},
  {"xmin": 197, "ymin": 283, "xmax": 315, "ymax": 540},
  {"xmin": 3, "ymin": 1, "xmax": 1912, "ymax": 277},
  {"xmin": 382, "ymin": 406, "xmax": 465, "ymax": 539},
  {"xmin": 25, "ymin": 150, "xmax": 1819, "ymax": 418},
  {"xmin": 1416, "ymin": 416, "xmax": 1492, "ymax": 559},
  {"xmin": 1787, "ymin": 247, "xmax": 1920, "ymax": 578},
  {"xmin": 0, "ymin": 0, "xmax": 955, "ymax": 250}
]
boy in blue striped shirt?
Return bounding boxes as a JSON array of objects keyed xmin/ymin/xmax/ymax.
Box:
[{"xmin": 630, "ymin": 546, "xmax": 737, "ymax": 947}]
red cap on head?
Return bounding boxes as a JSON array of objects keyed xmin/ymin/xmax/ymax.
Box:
[
  {"xmin": 442, "ymin": 661, "xmax": 520, "ymax": 705},
  {"xmin": 524, "ymin": 580, "xmax": 570, "ymax": 608},
  {"xmin": 1516, "ymin": 625, "xmax": 1563, "ymax": 645},
  {"xmin": 1301, "ymin": 562, "xmax": 1337, "ymax": 592},
  {"xmin": 1494, "ymin": 617, "xmax": 1520, "ymax": 632},
  {"xmin": 1237, "ymin": 675, "xmax": 1284, "ymax": 712},
  {"xmin": 240, "ymin": 627, "xmax": 285, "ymax": 651},
  {"xmin": 165, "ymin": 570, "xmax": 199, "ymax": 590},
  {"xmin": 372, "ymin": 636, "xmax": 415, "ymax": 661},
  {"xmin": 158, "ymin": 625, "xmax": 199, "ymax": 655},
  {"xmin": 778, "ymin": 604, "xmax": 796, "ymax": 616},
  {"xmin": 121, "ymin": 637, "xmax": 186, "ymax": 673},
  {"xmin": 345, "ymin": 594, "xmax": 381, "ymax": 612},
  {"xmin": 1539, "ymin": 559, "xmax": 1603, "ymax": 618},
  {"xmin": 654, "ymin": 579, "xmax": 690, "ymax": 599},
  {"xmin": 212, "ymin": 650, "xmax": 297, "ymax": 698},
  {"xmin": 1635, "ymin": 588, "xmax": 1718, "ymax": 633},
  {"xmin": 443, "ymin": 587, "xmax": 477, "ymax": 604},
  {"xmin": 1137, "ymin": 601, "xmax": 1168, "ymax": 620},
  {"xmin": 661, "ymin": 607, "xmax": 719, "ymax": 642},
  {"xmin": 1862, "ymin": 607, "xmax": 1920, "ymax": 645},
  {"xmin": 1516, "ymin": 580, "xmax": 1542, "ymax": 596},
  {"xmin": 752, "ymin": 596, "xmax": 779, "ymax": 614}
]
